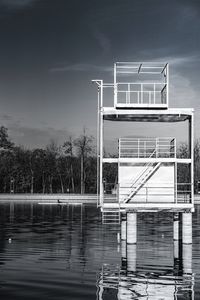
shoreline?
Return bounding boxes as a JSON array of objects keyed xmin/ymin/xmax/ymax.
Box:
[
  {"xmin": 0, "ymin": 193, "xmax": 97, "ymax": 204},
  {"xmin": 0, "ymin": 193, "xmax": 199, "ymax": 204}
]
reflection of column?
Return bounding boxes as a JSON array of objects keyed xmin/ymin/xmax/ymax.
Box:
[
  {"xmin": 127, "ymin": 244, "xmax": 137, "ymax": 272},
  {"xmin": 121, "ymin": 240, "xmax": 127, "ymax": 270},
  {"xmin": 9, "ymin": 202, "xmax": 14, "ymax": 222},
  {"xmin": 183, "ymin": 243, "xmax": 192, "ymax": 274},
  {"xmin": 182, "ymin": 212, "xmax": 192, "ymax": 244},
  {"xmin": 174, "ymin": 240, "xmax": 179, "ymax": 260},
  {"xmin": 121, "ymin": 214, "xmax": 127, "ymax": 241},
  {"xmin": 118, "ymin": 283, "xmax": 132, "ymax": 300},
  {"xmin": 127, "ymin": 212, "xmax": 137, "ymax": 244},
  {"xmin": 121, "ymin": 240, "xmax": 126, "ymax": 259}
]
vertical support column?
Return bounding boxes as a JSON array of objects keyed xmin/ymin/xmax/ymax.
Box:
[
  {"xmin": 189, "ymin": 113, "xmax": 194, "ymax": 206},
  {"xmin": 166, "ymin": 63, "xmax": 169, "ymax": 107},
  {"xmin": 173, "ymin": 213, "xmax": 179, "ymax": 241},
  {"xmin": 114, "ymin": 63, "xmax": 117, "ymax": 107},
  {"xmin": 174, "ymin": 161, "xmax": 177, "ymax": 203},
  {"xmin": 96, "ymin": 86, "xmax": 100, "ymax": 207},
  {"xmin": 180, "ymin": 212, "xmax": 192, "ymax": 275},
  {"xmin": 127, "ymin": 212, "xmax": 137, "ymax": 244},
  {"xmin": 99, "ymin": 81, "xmax": 104, "ymax": 207},
  {"xmin": 173, "ymin": 213, "xmax": 179, "ymax": 265},
  {"xmin": 121, "ymin": 213, "xmax": 127, "ymax": 241},
  {"xmin": 182, "ymin": 212, "xmax": 192, "ymax": 244}
]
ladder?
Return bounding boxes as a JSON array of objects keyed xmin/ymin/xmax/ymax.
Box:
[
  {"xmin": 102, "ymin": 208, "xmax": 121, "ymax": 225},
  {"xmin": 124, "ymin": 162, "xmax": 161, "ymax": 203}
]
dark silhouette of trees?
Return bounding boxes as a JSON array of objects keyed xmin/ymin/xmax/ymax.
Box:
[{"xmin": 177, "ymin": 140, "xmax": 200, "ymax": 193}]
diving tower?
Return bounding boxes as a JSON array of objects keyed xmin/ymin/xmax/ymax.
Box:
[{"xmin": 92, "ymin": 62, "xmax": 194, "ymax": 245}]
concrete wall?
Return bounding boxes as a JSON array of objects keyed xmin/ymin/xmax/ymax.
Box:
[{"xmin": 119, "ymin": 163, "xmax": 175, "ymax": 203}]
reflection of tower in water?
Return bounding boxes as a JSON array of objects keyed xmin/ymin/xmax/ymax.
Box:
[
  {"xmin": 97, "ymin": 213, "xmax": 194, "ymax": 300},
  {"xmin": 97, "ymin": 240, "xmax": 194, "ymax": 300}
]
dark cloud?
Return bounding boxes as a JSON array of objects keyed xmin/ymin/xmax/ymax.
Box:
[
  {"xmin": 50, "ymin": 63, "xmax": 112, "ymax": 73},
  {"xmin": 0, "ymin": 0, "xmax": 38, "ymax": 9}
]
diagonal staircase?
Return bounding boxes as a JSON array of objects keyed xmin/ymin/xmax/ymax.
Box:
[{"xmin": 124, "ymin": 162, "xmax": 161, "ymax": 203}]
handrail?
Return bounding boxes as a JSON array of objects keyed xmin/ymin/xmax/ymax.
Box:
[
  {"xmin": 119, "ymin": 183, "xmax": 192, "ymax": 204},
  {"xmin": 116, "ymin": 82, "xmax": 167, "ymax": 106},
  {"xmin": 119, "ymin": 137, "xmax": 176, "ymax": 158},
  {"xmin": 129, "ymin": 150, "xmax": 157, "ymax": 189}
]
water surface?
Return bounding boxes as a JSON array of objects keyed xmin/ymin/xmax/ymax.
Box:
[{"xmin": 0, "ymin": 202, "xmax": 199, "ymax": 299}]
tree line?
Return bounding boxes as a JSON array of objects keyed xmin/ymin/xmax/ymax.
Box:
[
  {"xmin": 0, "ymin": 126, "xmax": 96, "ymax": 194},
  {"xmin": 0, "ymin": 125, "xmax": 200, "ymax": 194}
]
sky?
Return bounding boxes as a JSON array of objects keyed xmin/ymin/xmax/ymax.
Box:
[{"xmin": 0, "ymin": 0, "xmax": 199, "ymax": 149}]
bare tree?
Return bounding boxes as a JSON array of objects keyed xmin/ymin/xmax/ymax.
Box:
[
  {"xmin": 46, "ymin": 140, "xmax": 58, "ymax": 193},
  {"xmin": 74, "ymin": 129, "xmax": 94, "ymax": 194},
  {"xmin": 62, "ymin": 136, "xmax": 75, "ymax": 193}
]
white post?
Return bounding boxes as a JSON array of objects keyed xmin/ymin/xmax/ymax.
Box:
[
  {"xmin": 114, "ymin": 63, "xmax": 117, "ymax": 107},
  {"xmin": 166, "ymin": 64, "xmax": 169, "ymax": 107},
  {"xmin": 190, "ymin": 113, "xmax": 194, "ymax": 207},
  {"xmin": 173, "ymin": 213, "xmax": 179, "ymax": 241},
  {"xmin": 99, "ymin": 81, "xmax": 104, "ymax": 206},
  {"xmin": 121, "ymin": 214, "xmax": 127, "ymax": 240},
  {"xmin": 127, "ymin": 212, "xmax": 137, "ymax": 244},
  {"xmin": 182, "ymin": 212, "xmax": 192, "ymax": 244}
]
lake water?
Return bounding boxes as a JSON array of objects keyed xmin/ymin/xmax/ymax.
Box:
[{"xmin": 0, "ymin": 202, "xmax": 199, "ymax": 299}]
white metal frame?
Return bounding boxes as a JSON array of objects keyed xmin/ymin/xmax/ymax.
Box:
[
  {"xmin": 114, "ymin": 62, "xmax": 169, "ymax": 108},
  {"xmin": 92, "ymin": 62, "xmax": 194, "ymax": 213}
]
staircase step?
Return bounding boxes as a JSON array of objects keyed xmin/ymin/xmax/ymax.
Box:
[{"xmin": 102, "ymin": 209, "xmax": 121, "ymax": 225}]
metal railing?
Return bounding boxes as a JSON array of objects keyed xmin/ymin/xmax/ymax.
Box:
[
  {"xmin": 115, "ymin": 82, "xmax": 167, "ymax": 106},
  {"xmin": 100, "ymin": 182, "xmax": 192, "ymax": 204},
  {"xmin": 119, "ymin": 183, "xmax": 192, "ymax": 204},
  {"xmin": 119, "ymin": 137, "xmax": 176, "ymax": 158}
]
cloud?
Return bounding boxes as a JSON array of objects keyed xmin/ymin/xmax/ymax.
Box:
[
  {"xmin": 0, "ymin": 113, "xmax": 14, "ymax": 121},
  {"xmin": 0, "ymin": 114, "xmax": 70, "ymax": 149},
  {"xmin": 50, "ymin": 63, "xmax": 112, "ymax": 73},
  {"xmin": 156, "ymin": 54, "xmax": 200, "ymax": 67},
  {"xmin": 0, "ymin": 0, "xmax": 38, "ymax": 9},
  {"xmin": 93, "ymin": 30, "xmax": 111, "ymax": 54},
  {"xmin": 9, "ymin": 124, "xmax": 70, "ymax": 149}
]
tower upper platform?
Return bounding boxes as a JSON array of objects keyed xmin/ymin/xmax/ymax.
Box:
[{"xmin": 114, "ymin": 62, "xmax": 168, "ymax": 109}]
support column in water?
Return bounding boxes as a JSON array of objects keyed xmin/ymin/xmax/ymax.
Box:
[
  {"xmin": 173, "ymin": 212, "xmax": 179, "ymax": 266},
  {"xmin": 182, "ymin": 212, "xmax": 192, "ymax": 244},
  {"xmin": 127, "ymin": 212, "xmax": 137, "ymax": 244},
  {"xmin": 182, "ymin": 212, "xmax": 192, "ymax": 274},
  {"xmin": 121, "ymin": 213, "xmax": 127, "ymax": 241},
  {"xmin": 173, "ymin": 212, "xmax": 179, "ymax": 241}
]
